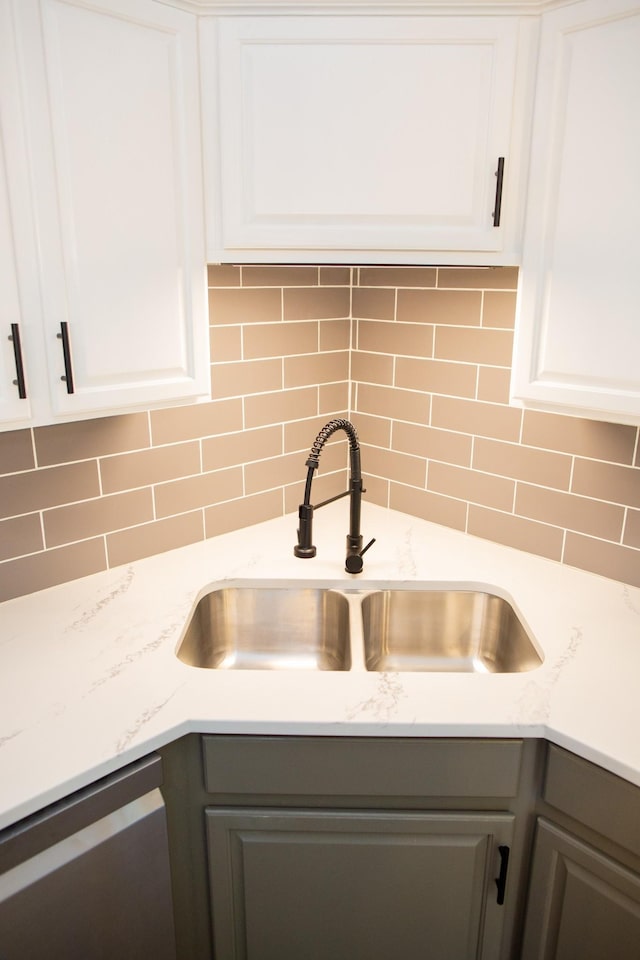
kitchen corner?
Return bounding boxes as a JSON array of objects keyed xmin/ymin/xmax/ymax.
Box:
[{"xmin": 1, "ymin": 500, "xmax": 639, "ymax": 833}]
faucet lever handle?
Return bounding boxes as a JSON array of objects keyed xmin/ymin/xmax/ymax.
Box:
[
  {"xmin": 360, "ymin": 537, "xmax": 376, "ymax": 557},
  {"xmin": 345, "ymin": 537, "xmax": 376, "ymax": 574}
]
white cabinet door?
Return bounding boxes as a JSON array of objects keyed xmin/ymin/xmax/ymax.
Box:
[
  {"xmin": 204, "ymin": 16, "xmax": 536, "ymax": 265},
  {"xmin": 2, "ymin": 0, "xmax": 209, "ymax": 428},
  {"xmin": 0, "ymin": 136, "xmax": 30, "ymax": 425},
  {"xmin": 511, "ymin": 0, "xmax": 640, "ymax": 425}
]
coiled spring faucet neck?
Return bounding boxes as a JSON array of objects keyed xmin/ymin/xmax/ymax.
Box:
[{"xmin": 294, "ymin": 419, "xmax": 375, "ymax": 574}]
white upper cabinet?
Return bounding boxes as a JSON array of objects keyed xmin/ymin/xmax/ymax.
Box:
[
  {"xmin": 0, "ymin": 137, "xmax": 30, "ymax": 426},
  {"xmin": 202, "ymin": 15, "xmax": 537, "ymax": 265},
  {"xmin": 0, "ymin": 0, "xmax": 210, "ymax": 431},
  {"xmin": 511, "ymin": 0, "xmax": 640, "ymax": 425}
]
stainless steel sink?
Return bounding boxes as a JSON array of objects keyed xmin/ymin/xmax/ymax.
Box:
[
  {"xmin": 361, "ymin": 589, "xmax": 542, "ymax": 673},
  {"xmin": 176, "ymin": 586, "xmax": 351, "ymax": 670}
]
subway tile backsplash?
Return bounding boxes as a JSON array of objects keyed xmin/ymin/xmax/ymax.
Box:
[{"xmin": 1, "ymin": 265, "xmax": 639, "ymax": 602}]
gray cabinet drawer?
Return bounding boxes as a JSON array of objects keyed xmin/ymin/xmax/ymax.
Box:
[
  {"xmin": 202, "ymin": 736, "xmax": 524, "ymax": 801},
  {"xmin": 543, "ymin": 745, "xmax": 640, "ymax": 859}
]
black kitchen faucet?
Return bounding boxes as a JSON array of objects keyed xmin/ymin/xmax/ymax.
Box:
[{"xmin": 294, "ymin": 418, "xmax": 375, "ymax": 574}]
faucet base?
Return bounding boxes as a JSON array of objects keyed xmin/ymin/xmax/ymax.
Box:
[{"xmin": 293, "ymin": 545, "xmax": 316, "ymax": 559}]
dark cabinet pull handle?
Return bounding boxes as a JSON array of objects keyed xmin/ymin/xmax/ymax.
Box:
[
  {"xmin": 493, "ymin": 157, "xmax": 505, "ymax": 227},
  {"xmin": 56, "ymin": 321, "xmax": 75, "ymax": 394},
  {"xmin": 8, "ymin": 323, "xmax": 27, "ymax": 399},
  {"xmin": 495, "ymin": 844, "xmax": 510, "ymax": 905}
]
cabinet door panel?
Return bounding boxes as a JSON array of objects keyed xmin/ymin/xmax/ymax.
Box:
[
  {"xmin": 0, "ymin": 142, "xmax": 30, "ymax": 424},
  {"xmin": 206, "ymin": 807, "xmax": 514, "ymax": 960},
  {"xmin": 512, "ymin": 0, "xmax": 640, "ymax": 423},
  {"xmin": 13, "ymin": 0, "xmax": 208, "ymax": 418},
  {"xmin": 522, "ymin": 819, "xmax": 640, "ymax": 960},
  {"xmin": 209, "ymin": 16, "xmax": 529, "ymax": 263}
]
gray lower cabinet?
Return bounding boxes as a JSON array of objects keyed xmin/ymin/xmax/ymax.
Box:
[
  {"xmin": 0, "ymin": 753, "xmax": 176, "ymax": 960},
  {"xmin": 188, "ymin": 736, "xmax": 542, "ymax": 960},
  {"xmin": 206, "ymin": 807, "xmax": 514, "ymax": 960},
  {"xmin": 521, "ymin": 819, "xmax": 640, "ymax": 960},
  {"xmin": 521, "ymin": 745, "xmax": 640, "ymax": 960}
]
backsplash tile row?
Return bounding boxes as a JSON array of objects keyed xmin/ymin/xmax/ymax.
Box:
[{"xmin": 0, "ymin": 264, "xmax": 638, "ymax": 601}]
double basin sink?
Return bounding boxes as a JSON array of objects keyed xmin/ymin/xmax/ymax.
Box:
[{"xmin": 176, "ymin": 582, "xmax": 543, "ymax": 674}]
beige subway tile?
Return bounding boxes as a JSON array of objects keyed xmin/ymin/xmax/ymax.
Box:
[
  {"xmin": 0, "ymin": 461, "xmax": 100, "ymax": 520},
  {"xmin": 473, "ymin": 439, "xmax": 572, "ymax": 490},
  {"xmin": 358, "ymin": 319, "xmax": 434, "ymax": 358},
  {"xmin": 107, "ymin": 511, "xmax": 204, "ymax": 567},
  {"xmin": 245, "ymin": 451, "xmax": 312, "ymax": 495},
  {"xmin": 352, "ymin": 413, "xmax": 391, "ymax": 449},
  {"xmin": 477, "ymin": 366, "xmax": 512, "ymax": 404},
  {"xmin": 358, "ymin": 266, "xmax": 437, "ymax": 288},
  {"xmin": 571, "ymin": 459, "xmax": 640, "ymax": 508},
  {"xmin": 283, "ymin": 286, "xmax": 350, "ymax": 320},
  {"xmin": 435, "ymin": 326, "xmax": 513, "ymax": 366},
  {"xmin": 284, "ymin": 415, "xmax": 348, "ymax": 454},
  {"xmin": 395, "ymin": 357, "xmax": 477, "ymax": 399},
  {"xmin": 397, "ymin": 289, "xmax": 481, "ymax": 326},
  {"xmin": 624, "ymin": 510, "xmax": 640, "ymax": 549},
  {"xmin": 211, "ymin": 359, "xmax": 282, "ymax": 399},
  {"xmin": 34, "ymin": 414, "xmax": 149, "ymax": 467},
  {"xmin": 364, "ymin": 444, "xmax": 426, "ymax": 489},
  {"xmin": 244, "ymin": 321, "xmax": 318, "ymax": 360},
  {"xmin": 389, "ymin": 482, "xmax": 467, "ymax": 532},
  {"xmin": 207, "ymin": 264, "xmax": 241, "ymax": 286},
  {"xmin": 284, "ymin": 479, "xmax": 305, "ymax": 514},
  {"xmin": 392, "ymin": 422, "xmax": 472, "ymax": 468},
  {"xmin": 319, "ymin": 267, "xmax": 351, "ymax": 286},
  {"xmin": 243, "ymin": 266, "xmax": 318, "ymax": 287},
  {"xmin": 351, "ymin": 350, "xmax": 394, "ymax": 386},
  {"xmin": 319, "ymin": 318, "xmax": 350, "ymax": 352},
  {"xmin": 431, "ymin": 396, "xmax": 521, "ymax": 442},
  {"xmin": 319, "ymin": 381, "xmax": 349, "ymax": 414},
  {"xmin": 482, "ymin": 291, "xmax": 517, "ymax": 329},
  {"xmin": 356, "ymin": 383, "xmax": 430, "ymax": 425},
  {"xmin": 361, "ymin": 473, "xmax": 389, "ymax": 508},
  {"xmin": 467, "ymin": 506, "xmax": 563, "ymax": 562},
  {"xmin": 244, "ymin": 387, "xmax": 318, "ymax": 429},
  {"xmin": 150, "ymin": 399, "xmax": 243, "ymax": 445},
  {"xmin": 101, "ymin": 442, "xmax": 201, "ymax": 494},
  {"xmin": 205, "ymin": 489, "xmax": 283, "ymax": 538},
  {"xmin": 210, "ymin": 325, "xmax": 242, "ymax": 363},
  {"xmin": 0, "ymin": 514, "xmax": 43, "ymax": 562},
  {"xmin": 0, "ymin": 429, "xmax": 34, "ymax": 475},
  {"xmin": 516, "ymin": 484, "xmax": 625, "ymax": 541},
  {"xmin": 428, "ymin": 462, "xmax": 515, "ymax": 512},
  {"xmin": 352, "ymin": 287, "xmax": 395, "ymax": 321},
  {"xmin": 284, "ymin": 352, "xmax": 349, "ymax": 389},
  {"xmin": 0, "ymin": 538, "xmax": 106, "ymax": 603},
  {"xmin": 209, "ymin": 287, "xmax": 281, "ymax": 325},
  {"xmin": 522, "ymin": 411, "xmax": 636, "ymax": 463},
  {"xmin": 564, "ymin": 533, "xmax": 640, "ymax": 588},
  {"xmin": 154, "ymin": 467, "xmax": 243, "ymax": 518},
  {"xmin": 437, "ymin": 267, "xmax": 518, "ymax": 290},
  {"xmin": 43, "ymin": 489, "xmax": 154, "ymax": 548},
  {"xmin": 203, "ymin": 425, "xmax": 281, "ymax": 472}
]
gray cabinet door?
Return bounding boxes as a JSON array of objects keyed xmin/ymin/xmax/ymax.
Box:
[
  {"xmin": 206, "ymin": 807, "xmax": 514, "ymax": 960},
  {"xmin": 521, "ymin": 819, "xmax": 640, "ymax": 960}
]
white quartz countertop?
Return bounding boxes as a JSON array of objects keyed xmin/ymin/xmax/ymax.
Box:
[{"xmin": 1, "ymin": 502, "xmax": 639, "ymax": 831}]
